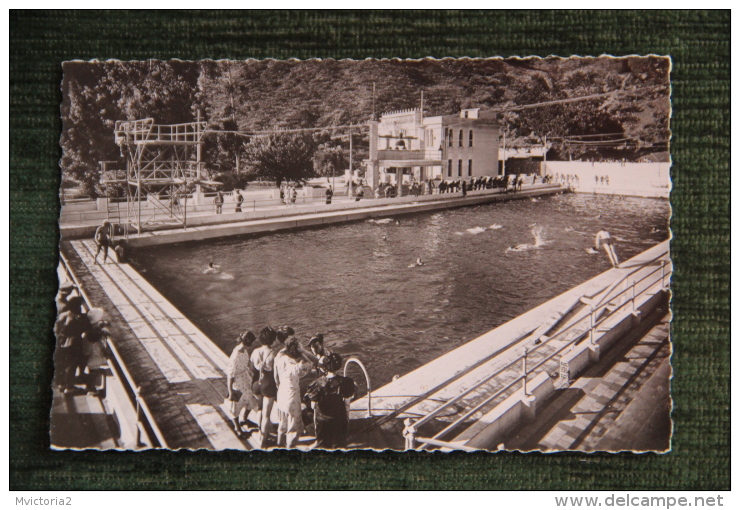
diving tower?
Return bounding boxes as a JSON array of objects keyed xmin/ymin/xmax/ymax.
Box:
[{"xmin": 102, "ymin": 117, "xmax": 220, "ymax": 235}]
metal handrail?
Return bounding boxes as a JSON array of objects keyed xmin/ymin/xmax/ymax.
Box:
[
  {"xmin": 511, "ymin": 263, "xmax": 664, "ymax": 370},
  {"xmin": 106, "ymin": 340, "xmax": 169, "ymax": 448},
  {"xmin": 411, "ymin": 352, "xmax": 524, "ymax": 431},
  {"xmin": 344, "ymin": 357, "xmax": 372, "ymax": 418},
  {"xmin": 414, "ymin": 437, "xmax": 479, "ymax": 452},
  {"xmin": 589, "ymin": 253, "xmax": 667, "ymax": 311},
  {"xmin": 427, "ymin": 371, "xmax": 526, "ymax": 444},
  {"xmin": 406, "ymin": 256, "xmax": 671, "ymax": 449}
]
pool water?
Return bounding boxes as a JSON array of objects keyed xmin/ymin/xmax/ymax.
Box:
[{"xmin": 131, "ymin": 194, "xmax": 670, "ymax": 389}]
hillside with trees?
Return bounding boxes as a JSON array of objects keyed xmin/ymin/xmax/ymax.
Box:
[{"xmin": 61, "ymin": 57, "xmax": 670, "ymax": 197}]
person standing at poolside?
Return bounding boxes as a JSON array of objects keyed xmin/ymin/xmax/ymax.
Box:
[
  {"xmin": 274, "ymin": 338, "xmax": 313, "ymax": 448},
  {"xmin": 54, "ymin": 296, "xmax": 91, "ymax": 393},
  {"xmin": 250, "ymin": 326, "xmax": 281, "ymax": 448},
  {"xmin": 308, "ymin": 333, "xmax": 332, "ymax": 374},
  {"xmin": 214, "ymin": 191, "xmax": 224, "ymax": 214},
  {"xmin": 234, "ymin": 189, "xmax": 243, "ymax": 213},
  {"xmin": 227, "ymin": 330, "xmax": 260, "ymax": 436},
  {"xmin": 305, "ymin": 353, "xmax": 357, "ymax": 449},
  {"xmin": 325, "ymin": 186, "xmax": 333, "ymax": 205},
  {"xmin": 56, "ymin": 281, "xmax": 77, "ymax": 314},
  {"xmin": 93, "ymin": 220, "xmax": 113, "ymax": 265}
]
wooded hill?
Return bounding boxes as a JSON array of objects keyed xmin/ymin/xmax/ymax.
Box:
[{"xmin": 61, "ymin": 57, "xmax": 670, "ymax": 197}]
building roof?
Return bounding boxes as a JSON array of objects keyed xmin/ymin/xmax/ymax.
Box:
[{"xmin": 642, "ymin": 151, "xmax": 671, "ymax": 163}]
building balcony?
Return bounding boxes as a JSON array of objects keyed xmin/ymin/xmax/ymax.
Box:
[{"xmin": 377, "ymin": 149, "xmax": 443, "ymax": 161}]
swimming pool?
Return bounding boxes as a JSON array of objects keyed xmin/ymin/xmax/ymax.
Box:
[{"xmin": 131, "ymin": 193, "xmax": 670, "ymax": 389}]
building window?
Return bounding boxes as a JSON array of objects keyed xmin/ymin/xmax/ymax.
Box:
[
  {"xmin": 459, "ymin": 129, "xmax": 463, "ymax": 147},
  {"xmin": 448, "ymin": 129, "xmax": 453, "ymax": 147},
  {"xmin": 458, "ymin": 160, "xmax": 462, "ymax": 176},
  {"xmin": 468, "ymin": 159, "xmax": 473, "ymax": 176},
  {"xmin": 469, "ymin": 130, "xmax": 473, "ymax": 147},
  {"xmin": 448, "ymin": 160, "xmax": 452, "ymax": 177}
]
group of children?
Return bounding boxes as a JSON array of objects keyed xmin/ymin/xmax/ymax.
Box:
[
  {"xmin": 227, "ymin": 327, "xmax": 357, "ymax": 450},
  {"xmin": 54, "ymin": 282, "xmax": 110, "ymax": 394}
]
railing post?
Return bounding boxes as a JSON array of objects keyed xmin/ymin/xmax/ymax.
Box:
[
  {"xmin": 631, "ymin": 279, "xmax": 637, "ymax": 315},
  {"xmin": 522, "ymin": 347, "xmax": 529, "ymax": 396},
  {"xmin": 661, "ymin": 260, "xmax": 667, "ymax": 289},
  {"xmin": 589, "ymin": 306, "xmax": 596, "ymax": 345},
  {"xmin": 403, "ymin": 418, "xmax": 417, "ymax": 450},
  {"xmin": 135, "ymin": 386, "xmax": 143, "ymax": 447}
]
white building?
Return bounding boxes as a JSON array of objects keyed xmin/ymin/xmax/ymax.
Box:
[{"xmin": 364, "ymin": 107, "xmax": 500, "ymax": 193}]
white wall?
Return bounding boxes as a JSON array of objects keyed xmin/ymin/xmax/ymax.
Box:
[{"xmin": 545, "ymin": 161, "xmax": 671, "ymax": 198}]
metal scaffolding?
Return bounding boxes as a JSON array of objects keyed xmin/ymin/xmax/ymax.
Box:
[{"xmin": 102, "ymin": 117, "xmax": 218, "ymax": 235}]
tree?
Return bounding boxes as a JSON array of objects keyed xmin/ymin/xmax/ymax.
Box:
[
  {"xmin": 243, "ymin": 131, "xmax": 317, "ymax": 187},
  {"xmin": 60, "ymin": 60, "xmax": 199, "ymax": 198},
  {"xmin": 312, "ymin": 144, "xmax": 348, "ymax": 179},
  {"xmin": 60, "ymin": 57, "xmax": 671, "ymax": 197}
]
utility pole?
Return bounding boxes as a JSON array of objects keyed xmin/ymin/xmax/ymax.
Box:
[
  {"xmin": 196, "ymin": 110, "xmax": 202, "ymax": 207},
  {"xmin": 542, "ymin": 135, "xmax": 547, "ymax": 177},
  {"xmin": 502, "ymin": 127, "xmax": 507, "ymax": 176},
  {"xmin": 372, "ymin": 82, "xmax": 376, "ymax": 121},
  {"xmin": 348, "ymin": 124, "xmax": 354, "ymax": 198}
]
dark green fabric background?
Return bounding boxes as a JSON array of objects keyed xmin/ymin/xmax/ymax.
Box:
[{"xmin": 9, "ymin": 10, "xmax": 730, "ymax": 490}]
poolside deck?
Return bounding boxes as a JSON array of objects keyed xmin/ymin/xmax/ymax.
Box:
[
  {"xmin": 62, "ymin": 184, "xmax": 566, "ymax": 245},
  {"xmin": 60, "ymin": 239, "xmax": 252, "ymax": 450}
]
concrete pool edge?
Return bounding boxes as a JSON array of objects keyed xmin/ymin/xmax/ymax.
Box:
[{"xmin": 63, "ymin": 185, "xmax": 567, "ymax": 246}]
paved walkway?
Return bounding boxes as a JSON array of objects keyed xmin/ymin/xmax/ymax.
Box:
[
  {"xmin": 50, "ymin": 386, "xmax": 119, "ymax": 450},
  {"xmin": 61, "ymin": 184, "xmax": 565, "ymax": 241},
  {"xmin": 61, "ymin": 239, "xmax": 252, "ymax": 450},
  {"xmin": 504, "ymin": 314, "xmax": 672, "ymax": 452}
]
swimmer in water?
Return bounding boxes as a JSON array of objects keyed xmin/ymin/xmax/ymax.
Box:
[
  {"xmin": 408, "ymin": 257, "xmax": 424, "ymax": 268},
  {"xmin": 594, "ymin": 230, "xmax": 620, "ymax": 267},
  {"xmin": 395, "ymin": 219, "xmax": 401, "ymax": 226},
  {"xmin": 203, "ymin": 261, "xmax": 221, "ymax": 274}
]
